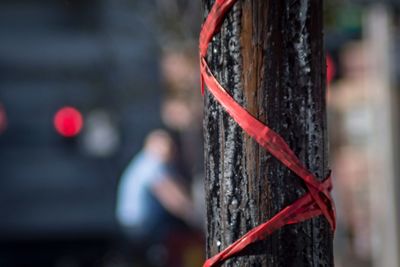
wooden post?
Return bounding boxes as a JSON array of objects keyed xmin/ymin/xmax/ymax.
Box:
[{"xmin": 202, "ymin": 0, "xmax": 334, "ymax": 266}]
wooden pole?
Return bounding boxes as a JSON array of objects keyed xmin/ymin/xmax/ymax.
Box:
[{"xmin": 203, "ymin": 0, "xmax": 334, "ymax": 266}]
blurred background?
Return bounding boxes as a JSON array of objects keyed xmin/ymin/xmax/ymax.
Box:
[{"xmin": 0, "ymin": 0, "xmax": 399, "ymax": 267}]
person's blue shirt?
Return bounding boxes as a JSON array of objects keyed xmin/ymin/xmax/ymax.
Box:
[{"xmin": 116, "ymin": 151, "xmax": 172, "ymax": 234}]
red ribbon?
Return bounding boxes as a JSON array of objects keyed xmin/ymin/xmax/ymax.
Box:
[{"xmin": 200, "ymin": 1, "xmax": 336, "ymax": 267}]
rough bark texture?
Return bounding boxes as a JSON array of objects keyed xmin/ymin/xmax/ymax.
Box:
[{"xmin": 203, "ymin": 0, "xmax": 334, "ymax": 266}]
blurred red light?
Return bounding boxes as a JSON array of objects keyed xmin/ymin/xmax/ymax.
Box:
[
  {"xmin": 54, "ymin": 107, "xmax": 83, "ymax": 137},
  {"xmin": 326, "ymin": 54, "xmax": 335, "ymax": 85},
  {"xmin": 0, "ymin": 104, "xmax": 7, "ymax": 134}
]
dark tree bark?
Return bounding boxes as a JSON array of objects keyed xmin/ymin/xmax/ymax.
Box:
[{"xmin": 203, "ymin": 0, "xmax": 334, "ymax": 266}]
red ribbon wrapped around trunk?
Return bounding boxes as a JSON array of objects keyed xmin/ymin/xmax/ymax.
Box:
[{"xmin": 199, "ymin": 1, "xmax": 336, "ymax": 266}]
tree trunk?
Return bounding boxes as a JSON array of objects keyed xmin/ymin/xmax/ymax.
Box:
[{"xmin": 203, "ymin": 0, "xmax": 334, "ymax": 266}]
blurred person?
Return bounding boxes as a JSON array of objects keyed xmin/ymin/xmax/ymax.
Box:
[
  {"xmin": 329, "ymin": 42, "xmax": 373, "ymax": 267},
  {"xmin": 160, "ymin": 97, "xmax": 206, "ymax": 229},
  {"xmin": 116, "ymin": 129, "xmax": 197, "ymax": 266}
]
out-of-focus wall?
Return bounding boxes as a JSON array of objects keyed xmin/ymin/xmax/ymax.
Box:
[{"xmin": 0, "ymin": 0, "xmax": 162, "ymax": 261}]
